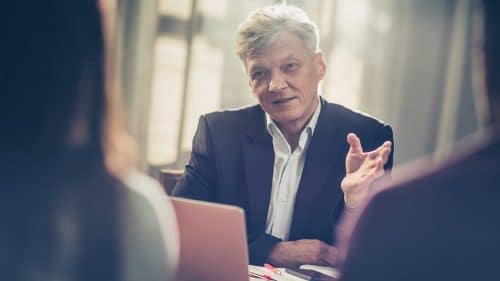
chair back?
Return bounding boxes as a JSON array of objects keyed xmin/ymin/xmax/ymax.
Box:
[{"xmin": 159, "ymin": 168, "xmax": 184, "ymax": 195}]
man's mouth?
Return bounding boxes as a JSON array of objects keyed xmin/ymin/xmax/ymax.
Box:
[{"xmin": 272, "ymin": 97, "xmax": 296, "ymax": 104}]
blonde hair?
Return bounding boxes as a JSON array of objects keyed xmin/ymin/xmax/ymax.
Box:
[{"xmin": 236, "ymin": 5, "xmax": 320, "ymax": 65}]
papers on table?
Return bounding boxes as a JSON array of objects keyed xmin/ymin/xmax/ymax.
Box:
[
  {"xmin": 299, "ymin": 265, "xmax": 339, "ymax": 278},
  {"xmin": 248, "ymin": 264, "xmax": 339, "ymax": 281},
  {"xmin": 249, "ymin": 265, "xmax": 305, "ymax": 280}
]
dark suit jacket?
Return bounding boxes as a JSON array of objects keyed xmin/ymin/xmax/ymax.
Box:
[
  {"xmin": 173, "ymin": 97, "xmax": 394, "ymax": 265},
  {"xmin": 341, "ymin": 130, "xmax": 500, "ymax": 281}
]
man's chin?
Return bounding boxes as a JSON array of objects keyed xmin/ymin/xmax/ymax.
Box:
[{"xmin": 269, "ymin": 112, "xmax": 302, "ymax": 125}]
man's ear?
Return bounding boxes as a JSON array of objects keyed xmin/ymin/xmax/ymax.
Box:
[{"xmin": 315, "ymin": 51, "xmax": 326, "ymax": 79}]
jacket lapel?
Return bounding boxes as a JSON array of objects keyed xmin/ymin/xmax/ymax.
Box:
[
  {"xmin": 289, "ymin": 99, "xmax": 348, "ymax": 240},
  {"xmin": 243, "ymin": 108, "xmax": 274, "ymax": 233}
]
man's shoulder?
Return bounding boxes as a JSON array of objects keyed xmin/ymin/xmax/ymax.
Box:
[
  {"xmin": 323, "ymin": 101, "xmax": 388, "ymax": 126},
  {"xmin": 322, "ymin": 100, "xmax": 391, "ymax": 133},
  {"xmin": 199, "ymin": 104, "xmax": 264, "ymax": 138}
]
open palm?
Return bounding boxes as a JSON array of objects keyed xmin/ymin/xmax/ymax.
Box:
[{"xmin": 341, "ymin": 133, "xmax": 392, "ymax": 208}]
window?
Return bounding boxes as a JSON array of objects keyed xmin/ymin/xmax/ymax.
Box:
[
  {"xmin": 147, "ymin": 0, "xmax": 275, "ymax": 168},
  {"xmin": 144, "ymin": 0, "xmax": 387, "ymax": 168}
]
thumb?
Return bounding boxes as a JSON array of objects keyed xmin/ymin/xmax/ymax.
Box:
[{"xmin": 347, "ymin": 133, "xmax": 363, "ymax": 154}]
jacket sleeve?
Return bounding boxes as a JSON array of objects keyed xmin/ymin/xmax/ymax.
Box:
[
  {"xmin": 381, "ymin": 124, "xmax": 394, "ymax": 171},
  {"xmin": 248, "ymin": 233, "xmax": 282, "ymax": 265},
  {"xmin": 173, "ymin": 114, "xmax": 283, "ymax": 265},
  {"xmin": 172, "ymin": 115, "xmax": 217, "ymax": 201}
]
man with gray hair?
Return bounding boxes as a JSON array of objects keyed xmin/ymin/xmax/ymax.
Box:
[{"xmin": 174, "ymin": 4, "xmax": 393, "ymax": 268}]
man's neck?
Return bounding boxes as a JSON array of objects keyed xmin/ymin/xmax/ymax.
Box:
[
  {"xmin": 277, "ymin": 101, "xmax": 319, "ymax": 151},
  {"xmin": 279, "ymin": 126, "xmax": 301, "ymax": 151}
]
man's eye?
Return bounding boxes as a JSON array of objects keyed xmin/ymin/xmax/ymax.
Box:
[
  {"xmin": 252, "ymin": 71, "xmax": 265, "ymax": 80},
  {"xmin": 284, "ymin": 63, "xmax": 298, "ymax": 72}
]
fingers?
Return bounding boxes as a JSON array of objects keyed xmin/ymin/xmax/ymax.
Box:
[
  {"xmin": 381, "ymin": 140, "xmax": 392, "ymax": 148},
  {"xmin": 368, "ymin": 141, "xmax": 392, "ymax": 161},
  {"xmin": 357, "ymin": 156, "xmax": 386, "ymax": 185},
  {"xmin": 347, "ymin": 133, "xmax": 364, "ymax": 154},
  {"xmin": 358, "ymin": 170, "xmax": 377, "ymax": 186},
  {"xmin": 342, "ymin": 143, "xmax": 390, "ymax": 208},
  {"xmin": 321, "ymin": 246, "xmax": 338, "ymax": 266},
  {"xmin": 374, "ymin": 140, "xmax": 391, "ymax": 151},
  {"xmin": 370, "ymin": 141, "xmax": 391, "ymax": 155},
  {"xmin": 374, "ymin": 156, "xmax": 385, "ymax": 178},
  {"xmin": 380, "ymin": 146, "xmax": 391, "ymax": 165},
  {"xmin": 288, "ymin": 240, "xmax": 338, "ymax": 266},
  {"xmin": 312, "ymin": 241, "xmax": 337, "ymax": 266}
]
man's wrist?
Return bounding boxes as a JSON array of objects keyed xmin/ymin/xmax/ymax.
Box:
[{"xmin": 267, "ymin": 241, "xmax": 289, "ymax": 267}]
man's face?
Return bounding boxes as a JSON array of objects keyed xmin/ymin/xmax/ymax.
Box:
[{"xmin": 245, "ymin": 31, "xmax": 326, "ymax": 128}]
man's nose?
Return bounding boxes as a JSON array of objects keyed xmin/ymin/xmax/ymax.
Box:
[{"xmin": 268, "ymin": 72, "xmax": 287, "ymax": 92}]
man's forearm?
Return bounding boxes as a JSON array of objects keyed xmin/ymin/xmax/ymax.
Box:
[{"xmin": 248, "ymin": 232, "xmax": 282, "ymax": 265}]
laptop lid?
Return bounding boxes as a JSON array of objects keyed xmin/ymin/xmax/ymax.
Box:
[{"xmin": 171, "ymin": 197, "xmax": 249, "ymax": 281}]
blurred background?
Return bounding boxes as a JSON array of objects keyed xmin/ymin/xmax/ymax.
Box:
[{"xmin": 112, "ymin": 0, "xmax": 483, "ymax": 176}]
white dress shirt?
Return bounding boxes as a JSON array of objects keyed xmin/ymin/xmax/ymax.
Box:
[{"xmin": 264, "ymin": 100, "xmax": 322, "ymax": 241}]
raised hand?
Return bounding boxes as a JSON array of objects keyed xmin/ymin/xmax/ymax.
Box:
[{"xmin": 341, "ymin": 133, "xmax": 392, "ymax": 208}]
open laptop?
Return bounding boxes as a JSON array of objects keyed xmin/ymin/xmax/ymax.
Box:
[{"xmin": 171, "ymin": 197, "xmax": 249, "ymax": 281}]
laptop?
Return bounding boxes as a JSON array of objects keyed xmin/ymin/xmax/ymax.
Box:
[{"xmin": 171, "ymin": 197, "xmax": 250, "ymax": 281}]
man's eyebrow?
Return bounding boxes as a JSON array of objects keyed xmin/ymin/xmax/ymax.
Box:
[
  {"xmin": 248, "ymin": 65, "xmax": 266, "ymax": 73},
  {"xmin": 282, "ymin": 54, "xmax": 300, "ymax": 61}
]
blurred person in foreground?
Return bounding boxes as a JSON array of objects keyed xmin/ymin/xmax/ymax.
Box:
[
  {"xmin": 0, "ymin": 1, "xmax": 178, "ymax": 280},
  {"xmin": 340, "ymin": 1, "xmax": 500, "ymax": 280},
  {"xmin": 173, "ymin": 4, "xmax": 393, "ymax": 267}
]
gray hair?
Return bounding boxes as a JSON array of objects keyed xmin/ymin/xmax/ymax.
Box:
[{"xmin": 236, "ymin": 5, "xmax": 320, "ymax": 65}]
